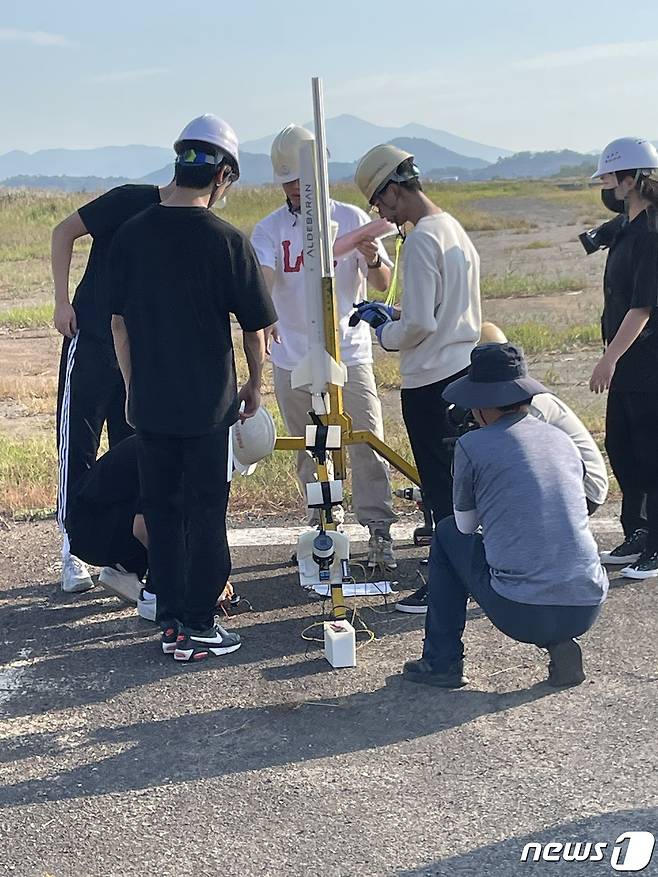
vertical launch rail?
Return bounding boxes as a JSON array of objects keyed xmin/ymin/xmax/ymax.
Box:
[{"xmin": 274, "ymin": 77, "xmax": 420, "ymax": 623}]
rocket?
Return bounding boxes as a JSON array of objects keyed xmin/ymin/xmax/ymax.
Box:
[{"xmin": 290, "ymin": 104, "xmax": 347, "ymax": 413}]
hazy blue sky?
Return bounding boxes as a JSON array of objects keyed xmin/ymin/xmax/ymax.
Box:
[{"xmin": 2, "ymin": 0, "xmax": 658, "ymax": 155}]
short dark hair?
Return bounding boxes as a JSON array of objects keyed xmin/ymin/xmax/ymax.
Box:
[
  {"xmin": 174, "ymin": 139, "xmax": 223, "ymax": 190},
  {"xmin": 498, "ymin": 397, "xmax": 533, "ymax": 413}
]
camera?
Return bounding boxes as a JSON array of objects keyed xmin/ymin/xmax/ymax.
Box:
[
  {"xmin": 443, "ymin": 404, "xmax": 478, "ymax": 447},
  {"xmin": 578, "ymin": 214, "xmax": 625, "ymax": 255}
]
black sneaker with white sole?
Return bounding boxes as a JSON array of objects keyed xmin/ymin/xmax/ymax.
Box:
[
  {"xmin": 599, "ymin": 528, "xmax": 647, "ymax": 565},
  {"xmin": 620, "ymin": 549, "xmax": 658, "ymax": 580},
  {"xmin": 395, "ymin": 584, "xmax": 428, "ymax": 614},
  {"xmin": 174, "ymin": 623, "xmax": 242, "ymax": 662},
  {"xmin": 160, "ymin": 621, "xmax": 180, "ymax": 654}
]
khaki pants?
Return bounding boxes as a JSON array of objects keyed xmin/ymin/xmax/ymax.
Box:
[{"xmin": 272, "ymin": 363, "xmax": 396, "ymax": 531}]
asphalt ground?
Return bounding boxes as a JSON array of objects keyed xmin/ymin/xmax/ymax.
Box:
[{"xmin": 0, "ymin": 518, "xmax": 656, "ymax": 877}]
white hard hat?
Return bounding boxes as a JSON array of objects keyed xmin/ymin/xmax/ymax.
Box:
[
  {"xmin": 174, "ymin": 114, "xmax": 240, "ymax": 178},
  {"xmin": 592, "ymin": 137, "xmax": 658, "ymax": 179},
  {"xmin": 270, "ymin": 124, "xmax": 315, "ymax": 183},
  {"xmin": 355, "ymin": 144, "xmax": 417, "ymax": 203},
  {"xmin": 231, "ymin": 406, "xmax": 277, "ymax": 474}
]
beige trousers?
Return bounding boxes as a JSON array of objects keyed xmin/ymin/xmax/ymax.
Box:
[{"xmin": 272, "ymin": 362, "xmax": 396, "ymax": 531}]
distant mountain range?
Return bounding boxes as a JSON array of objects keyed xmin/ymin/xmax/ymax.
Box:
[
  {"xmin": 0, "ymin": 145, "xmax": 172, "ymax": 180},
  {"xmin": 241, "ymin": 114, "xmax": 512, "ymax": 164},
  {"xmin": 2, "ymin": 118, "xmax": 656, "ymax": 192}
]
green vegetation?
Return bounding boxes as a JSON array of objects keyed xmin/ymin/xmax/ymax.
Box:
[
  {"xmin": 521, "ymin": 240, "xmax": 552, "ymax": 250},
  {"xmin": 0, "ymin": 181, "xmax": 611, "ymax": 518},
  {"xmin": 0, "ymin": 433, "xmax": 57, "ymax": 518},
  {"xmin": 481, "ymin": 273, "xmax": 585, "ymax": 298},
  {"xmin": 0, "ymin": 303, "xmax": 53, "ymax": 329},
  {"xmin": 504, "ymin": 321, "xmax": 600, "ymax": 354}
]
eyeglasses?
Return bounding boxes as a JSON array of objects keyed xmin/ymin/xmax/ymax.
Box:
[{"xmin": 369, "ymin": 180, "xmax": 391, "ymax": 208}]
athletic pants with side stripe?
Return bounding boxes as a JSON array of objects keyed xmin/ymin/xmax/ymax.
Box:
[
  {"xmin": 136, "ymin": 428, "xmax": 232, "ymax": 631},
  {"xmin": 56, "ymin": 332, "xmax": 133, "ymax": 534}
]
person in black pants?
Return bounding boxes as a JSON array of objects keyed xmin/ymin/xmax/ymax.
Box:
[
  {"xmin": 65, "ymin": 436, "xmax": 149, "ymax": 604},
  {"xmin": 353, "ymin": 144, "xmax": 481, "ymax": 612},
  {"xmin": 53, "ymin": 176, "xmax": 175, "ymax": 593},
  {"xmin": 110, "ymin": 114, "xmax": 277, "ymax": 662},
  {"xmin": 65, "ymin": 434, "xmax": 241, "ymax": 621},
  {"xmin": 588, "ymin": 137, "xmax": 658, "ymax": 579}
]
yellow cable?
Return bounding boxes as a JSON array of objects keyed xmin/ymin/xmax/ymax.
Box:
[{"xmin": 385, "ymin": 236, "xmax": 403, "ymax": 307}]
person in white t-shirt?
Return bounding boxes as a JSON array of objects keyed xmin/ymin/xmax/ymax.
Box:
[
  {"xmin": 479, "ymin": 323, "xmax": 608, "ymax": 512},
  {"xmin": 250, "ymin": 124, "xmax": 397, "ymax": 569},
  {"xmin": 353, "ymin": 144, "xmax": 482, "ymax": 610}
]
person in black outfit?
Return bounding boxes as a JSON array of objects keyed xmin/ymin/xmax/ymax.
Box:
[
  {"xmin": 110, "ymin": 114, "xmax": 277, "ymax": 662},
  {"xmin": 65, "ymin": 435, "xmax": 240, "ymax": 620},
  {"xmin": 65, "ymin": 436, "xmax": 149, "ymax": 600},
  {"xmin": 588, "ymin": 137, "xmax": 658, "ymax": 578},
  {"xmin": 53, "ymin": 176, "xmax": 176, "ymax": 594}
]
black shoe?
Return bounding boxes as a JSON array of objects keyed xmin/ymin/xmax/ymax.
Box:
[
  {"xmin": 174, "ymin": 623, "xmax": 242, "ymax": 663},
  {"xmin": 396, "ymin": 584, "xmax": 428, "ymax": 614},
  {"xmin": 600, "ymin": 528, "xmax": 647, "ymax": 565},
  {"xmin": 160, "ymin": 621, "xmax": 180, "ymax": 655},
  {"xmin": 547, "ymin": 639, "xmax": 585, "ymax": 687},
  {"xmin": 620, "ymin": 548, "xmax": 658, "ymax": 580},
  {"xmin": 402, "ymin": 658, "xmax": 469, "ymax": 688}
]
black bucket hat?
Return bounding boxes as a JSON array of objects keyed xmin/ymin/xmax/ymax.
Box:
[{"xmin": 442, "ymin": 343, "xmax": 548, "ymax": 408}]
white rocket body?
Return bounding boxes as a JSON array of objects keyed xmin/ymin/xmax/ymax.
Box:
[{"xmin": 290, "ymin": 138, "xmax": 346, "ymax": 413}]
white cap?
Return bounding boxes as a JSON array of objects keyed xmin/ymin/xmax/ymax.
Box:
[
  {"xmin": 270, "ymin": 124, "xmax": 315, "ymax": 183},
  {"xmin": 174, "ymin": 114, "xmax": 240, "ymax": 177},
  {"xmin": 592, "ymin": 137, "xmax": 658, "ymax": 179}
]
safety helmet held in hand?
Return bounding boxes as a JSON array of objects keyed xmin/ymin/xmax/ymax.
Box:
[
  {"xmin": 174, "ymin": 114, "xmax": 240, "ymax": 178},
  {"xmin": 231, "ymin": 405, "xmax": 277, "ymax": 475},
  {"xmin": 592, "ymin": 137, "xmax": 658, "ymax": 180},
  {"xmin": 355, "ymin": 144, "xmax": 417, "ymax": 203},
  {"xmin": 271, "ymin": 124, "xmax": 315, "ymax": 183}
]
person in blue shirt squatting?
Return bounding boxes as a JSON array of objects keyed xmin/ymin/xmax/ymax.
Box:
[{"xmin": 403, "ymin": 343, "xmax": 608, "ymax": 689}]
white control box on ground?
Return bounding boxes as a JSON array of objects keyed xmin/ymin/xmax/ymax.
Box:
[{"xmin": 323, "ymin": 620, "xmax": 356, "ymax": 668}]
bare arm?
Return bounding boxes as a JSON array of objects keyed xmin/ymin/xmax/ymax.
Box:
[
  {"xmin": 111, "ymin": 315, "xmax": 132, "ymax": 393},
  {"xmin": 590, "ymin": 307, "xmax": 651, "ymax": 393},
  {"xmin": 355, "ymin": 239, "xmax": 391, "ymax": 293},
  {"xmin": 51, "ymin": 211, "xmax": 89, "ymax": 337},
  {"xmin": 259, "ymin": 265, "xmax": 281, "ymax": 350},
  {"xmin": 238, "ymin": 328, "xmax": 269, "ymax": 419}
]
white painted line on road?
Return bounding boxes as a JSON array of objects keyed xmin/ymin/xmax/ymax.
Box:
[
  {"xmin": 228, "ymin": 518, "xmax": 621, "ymax": 547},
  {"xmin": 0, "ymin": 647, "xmax": 32, "ymax": 712}
]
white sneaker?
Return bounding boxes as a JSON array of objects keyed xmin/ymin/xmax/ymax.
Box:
[
  {"xmin": 98, "ymin": 565, "xmax": 142, "ymax": 604},
  {"xmin": 367, "ymin": 530, "xmax": 397, "ymax": 570},
  {"xmin": 61, "ymin": 554, "xmax": 94, "ymax": 593},
  {"xmin": 137, "ymin": 589, "xmax": 157, "ymax": 622}
]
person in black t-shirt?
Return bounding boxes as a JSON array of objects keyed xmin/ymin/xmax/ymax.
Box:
[
  {"xmin": 588, "ymin": 137, "xmax": 658, "ymax": 578},
  {"xmin": 52, "ymin": 178, "xmax": 176, "ymax": 595},
  {"xmin": 110, "ymin": 114, "xmax": 277, "ymax": 662}
]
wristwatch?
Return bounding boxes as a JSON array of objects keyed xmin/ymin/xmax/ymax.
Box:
[{"xmin": 366, "ymin": 254, "xmax": 382, "ymax": 269}]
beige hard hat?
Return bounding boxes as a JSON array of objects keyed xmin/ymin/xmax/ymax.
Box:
[
  {"xmin": 479, "ymin": 322, "xmax": 508, "ymax": 345},
  {"xmin": 354, "ymin": 144, "xmax": 416, "ymax": 203},
  {"xmin": 270, "ymin": 124, "xmax": 315, "ymax": 184}
]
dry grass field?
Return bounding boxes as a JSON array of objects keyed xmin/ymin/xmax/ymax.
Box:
[{"xmin": 0, "ymin": 180, "xmax": 612, "ymax": 520}]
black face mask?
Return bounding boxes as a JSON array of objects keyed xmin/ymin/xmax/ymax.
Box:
[{"xmin": 601, "ymin": 187, "xmax": 625, "ymax": 214}]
